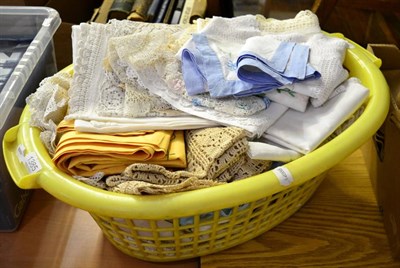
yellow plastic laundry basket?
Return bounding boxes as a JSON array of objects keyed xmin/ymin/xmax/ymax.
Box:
[{"xmin": 2, "ymin": 34, "xmax": 389, "ymax": 262}]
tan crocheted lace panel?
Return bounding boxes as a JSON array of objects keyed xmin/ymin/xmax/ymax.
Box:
[{"xmin": 106, "ymin": 127, "xmax": 271, "ymax": 194}]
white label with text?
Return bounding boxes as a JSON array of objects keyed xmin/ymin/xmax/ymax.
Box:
[{"xmin": 273, "ymin": 166, "xmax": 294, "ymax": 186}]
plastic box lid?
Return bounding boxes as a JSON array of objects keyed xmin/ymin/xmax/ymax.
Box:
[{"xmin": 0, "ymin": 6, "xmax": 61, "ymax": 130}]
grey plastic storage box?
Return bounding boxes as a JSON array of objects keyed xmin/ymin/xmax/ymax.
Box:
[{"xmin": 0, "ymin": 6, "xmax": 60, "ymax": 231}]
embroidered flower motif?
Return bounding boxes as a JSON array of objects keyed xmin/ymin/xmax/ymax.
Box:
[
  {"xmin": 277, "ymin": 88, "xmax": 296, "ymax": 97},
  {"xmin": 236, "ymin": 103, "xmax": 250, "ymax": 110},
  {"xmin": 192, "ymin": 98, "xmax": 202, "ymax": 106},
  {"xmin": 220, "ymin": 51, "xmax": 237, "ymax": 71},
  {"xmin": 226, "ymin": 59, "xmax": 237, "ymax": 71}
]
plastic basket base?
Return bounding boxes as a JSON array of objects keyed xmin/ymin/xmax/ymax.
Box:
[{"xmin": 90, "ymin": 173, "xmax": 326, "ymax": 262}]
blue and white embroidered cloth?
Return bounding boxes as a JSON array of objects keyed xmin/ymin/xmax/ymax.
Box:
[{"xmin": 181, "ymin": 33, "xmax": 320, "ymax": 98}]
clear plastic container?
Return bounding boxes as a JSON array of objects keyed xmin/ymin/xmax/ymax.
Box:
[{"xmin": 0, "ymin": 6, "xmax": 60, "ymax": 231}]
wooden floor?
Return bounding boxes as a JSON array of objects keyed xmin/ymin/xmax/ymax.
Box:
[
  {"xmin": 201, "ymin": 149, "xmax": 400, "ymax": 267},
  {"xmin": 1, "ymin": 149, "xmax": 399, "ymax": 267}
]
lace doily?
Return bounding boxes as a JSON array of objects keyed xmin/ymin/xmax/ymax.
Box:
[
  {"xmin": 67, "ymin": 21, "xmax": 194, "ymax": 121},
  {"xmin": 26, "ymin": 71, "xmax": 72, "ymax": 155},
  {"xmin": 256, "ymin": 10, "xmax": 321, "ymax": 35}
]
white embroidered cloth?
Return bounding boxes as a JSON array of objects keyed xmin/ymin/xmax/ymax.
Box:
[
  {"xmin": 263, "ymin": 77, "xmax": 369, "ymax": 154},
  {"xmin": 264, "ymin": 88, "xmax": 309, "ymax": 112},
  {"xmin": 256, "ymin": 11, "xmax": 350, "ymax": 107}
]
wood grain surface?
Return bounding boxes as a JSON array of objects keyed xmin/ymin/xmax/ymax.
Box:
[
  {"xmin": 201, "ymin": 150, "xmax": 400, "ymax": 267},
  {"xmin": 1, "ymin": 149, "xmax": 399, "ymax": 267},
  {"xmin": 0, "ymin": 190, "xmax": 199, "ymax": 268}
]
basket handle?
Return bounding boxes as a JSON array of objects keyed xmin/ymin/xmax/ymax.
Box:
[
  {"xmin": 3, "ymin": 122, "xmax": 45, "ymax": 189},
  {"xmin": 3, "ymin": 66, "xmax": 75, "ymax": 190}
]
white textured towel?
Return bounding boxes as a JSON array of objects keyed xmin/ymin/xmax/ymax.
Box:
[{"xmin": 292, "ymin": 33, "xmax": 350, "ymax": 107}]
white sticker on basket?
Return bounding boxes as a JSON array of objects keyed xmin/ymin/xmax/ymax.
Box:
[
  {"xmin": 273, "ymin": 166, "xmax": 294, "ymax": 186},
  {"xmin": 16, "ymin": 144, "xmax": 42, "ymax": 174},
  {"xmin": 24, "ymin": 152, "xmax": 42, "ymax": 174},
  {"xmin": 16, "ymin": 144, "xmax": 26, "ymax": 163}
]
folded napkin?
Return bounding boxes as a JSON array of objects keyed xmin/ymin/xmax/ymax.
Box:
[
  {"xmin": 181, "ymin": 33, "xmax": 255, "ymax": 98},
  {"xmin": 235, "ymin": 36, "xmax": 320, "ymax": 97},
  {"xmin": 256, "ymin": 11, "xmax": 349, "ymax": 107},
  {"xmin": 264, "ymin": 87, "xmax": 309, "ymax": 112},
  {"xmin": 263, "ymin": 77, "xmax": 369, "ymax": 154},
  {"xmin": 181, "ymin": 33, "xmax": 320, "ymax": 99},
  {"xmin": 184, "ymin": 15, "xmax": 261, "ymax": 96},
  {"xmin": 105, "ymin": 127, "xmax": 271, "ymax": 194},
  {"xmin": 247, "ymin": 141, "xmax": 302, "ymax": 162},
  {"xmin": 52, "ymin": 127, "xmax": 186, "ymax": 177},
  {"xmin": 57, "ymin": 119, "xmax": 152, "ymax": 135},
  {"xmin": 292, "ymin": 33, "xmax": 350, "ymax": 107},
  {"xmin": 178, "ymin": 15, "xmax": 261, "ymax": 97},
  {"xmin": 73, "ymin": 116, "xmax": 221, "ymax": 133}
]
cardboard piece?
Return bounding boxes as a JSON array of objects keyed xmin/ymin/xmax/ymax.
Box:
[{"xmin": 362, "ymin": 43, "xmax": 400, "ymax": 259}]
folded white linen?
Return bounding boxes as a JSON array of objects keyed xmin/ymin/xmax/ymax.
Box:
[
  {"xmin": 236, "ymin": 36, "xmax": 320, "ymax": 94},
  {"xmin": 262, "ymin": 77, "xmax": 369, "ymax": 154},
  {"xmin": 247, "ymin": 141, "xmax": 302, "ymax": 162},
  {"xmin": 74, "ymin": 116, "xmax": 220, "ymax": 133},
  {"xmin": 264, "ymin": 87, "xmax": 309, "ymax": 112},
  {"xmin": 292, "ymin": 33, "xmax": 350, "ymax": 107},
  {"xmin": 256, "ymin": 11, "xmax": 350, "ymax": 107}
]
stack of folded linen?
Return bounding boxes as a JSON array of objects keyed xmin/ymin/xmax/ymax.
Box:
[
  {"xmin": 53, "ymin": 120, "xmax": 186, "ymax": 177},
  {"xmin": 25, "ymin": 10, "xmax": 369, "ymax": 195}
]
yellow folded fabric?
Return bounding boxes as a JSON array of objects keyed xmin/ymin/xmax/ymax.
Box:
[
  {"xmin": 56, "ymin": 119, "xmax": 75, "ymax": 133},
  {"xmin": 52, "ymin": 127, "xmax": 186, "ymax": 177}
]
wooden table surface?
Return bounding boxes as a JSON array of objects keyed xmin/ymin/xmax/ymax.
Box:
[
  {"xmin": 0, "ymin": 191, "xmax": 199, "ymax": 268},
  {"xmin": 1, "ymin": 149, "xmax": 399, "ymax": 267},
  {"xmin": 201, "ymin": 149, "xmax": 400, "ymax": 267}
]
